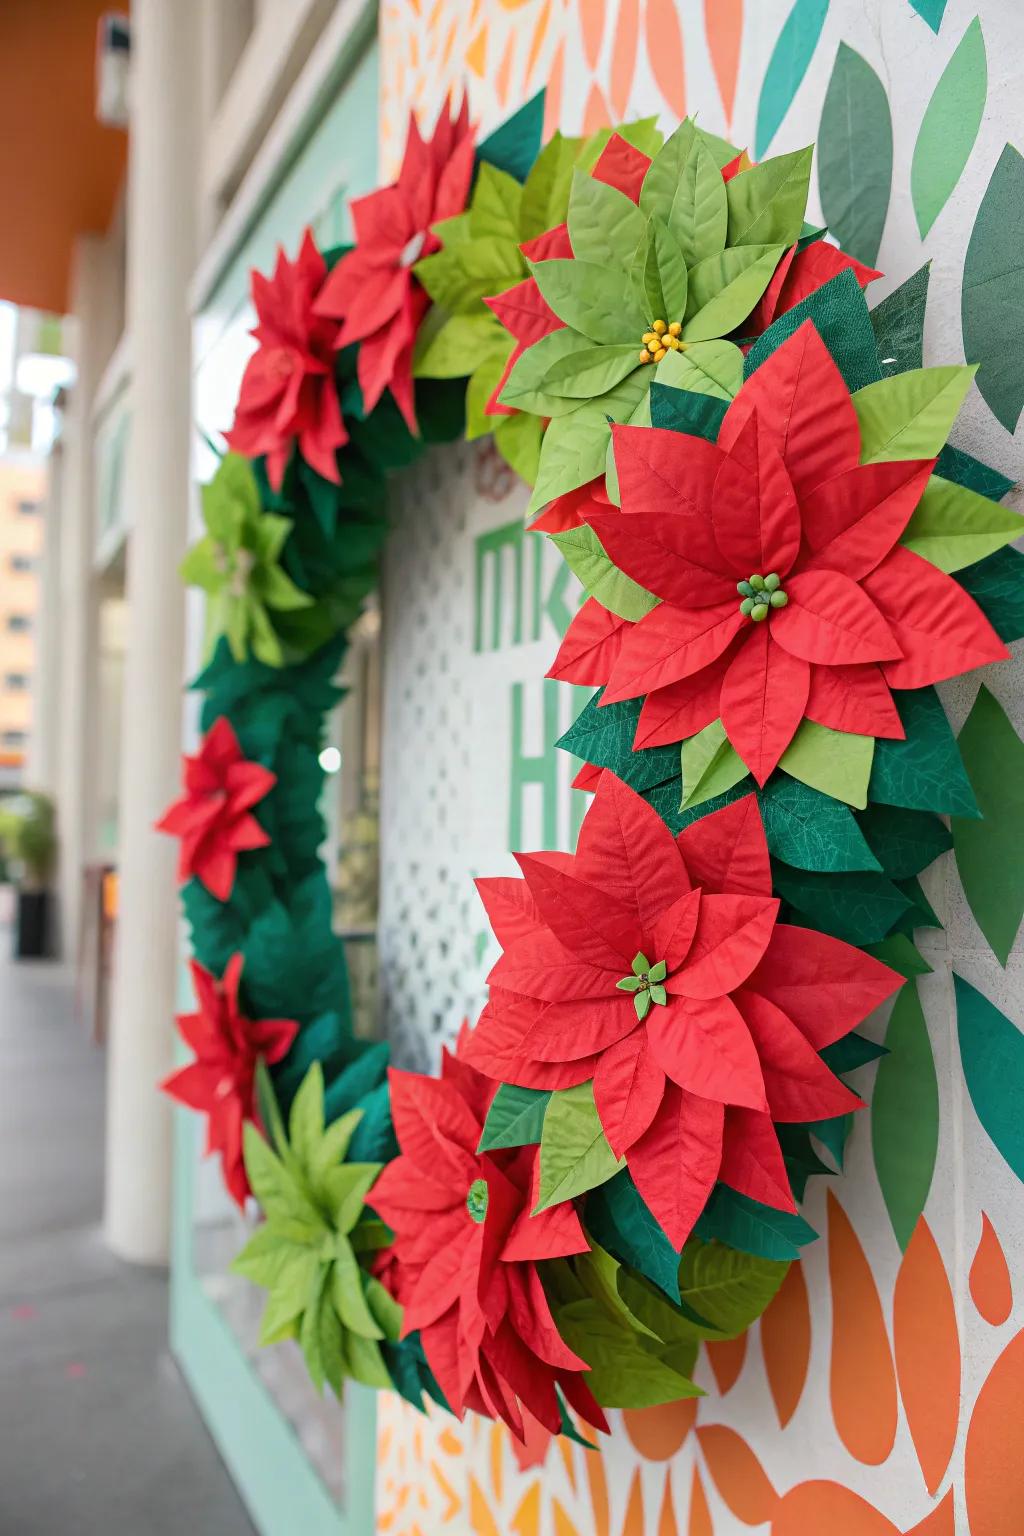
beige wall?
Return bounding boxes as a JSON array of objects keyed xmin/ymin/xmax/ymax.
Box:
[{"xmin": 0, "ymin": 456, "xmax": 44, "ymax": 767}]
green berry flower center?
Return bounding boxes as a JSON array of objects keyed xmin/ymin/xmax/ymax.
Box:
[
  {"xmin": 616, "ymin": 950, "xmax": 670, "ymax": 1021},
  {"xmin": 466, "ymin": 1177, "xmax": 489, "ymax": 1224},
  {"xmin": 737, "ymin": 572, "xmax": 789, "ymax": 622}
]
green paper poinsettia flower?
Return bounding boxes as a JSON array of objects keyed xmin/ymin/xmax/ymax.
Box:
[
  {"xmin": 413, "ymin": 121, "xmax": 663, "ymax": 483},
  {"xmin": 498, "ymin": 119, "xmax": 814, "ymax": 513},
  {"xmin": 182, "ymin": 452, "xmax": 313, "ymax": 668},
  {"xmin": 232, "ymin": 1062, "xmax": 399, "ymax": 1395}
]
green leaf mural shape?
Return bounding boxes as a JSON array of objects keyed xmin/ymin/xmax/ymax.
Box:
[
  {"xmin": 962, "ymin": 143, "xmax": 1024, "ymax": 433},
  {"xmin": 953, "ymin": 686, "xmax": 1024, "ymax": 965},
  {"xmin": 911, "ymin": 17, "xmax": 987, "ymax": 238},
  {"xmin": 818, "ymin": 42, "xmax": 893, "ymax": 267},
  {"xmin": 872, "ymin": 980, "xmax": 939, "ymax": 1250},
  {"xmin": 755, "ymin": 0, "xmax": 830, "ymax": 159},
  {"xmin": 956, "ymin": 973, "xmax": 1024, "ymax": 1184}
]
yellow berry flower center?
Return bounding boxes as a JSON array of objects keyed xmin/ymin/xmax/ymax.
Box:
[{"xmin": 639, "ymin": 319, "xmax": 686, "ymax": 365}]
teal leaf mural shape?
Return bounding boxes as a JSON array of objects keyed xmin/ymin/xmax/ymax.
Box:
[
  {"xmin": 912, "ymin": 17, "xmax": 987, "ymax": 238},
  {"xmin": 754, "ymin": 0, "xmax": 830, "ymax": 159},
  {"xmin": 909, "ymin": 0, "xmax": 948, "ymax": 31},
  {"xmin": 872, "ymin": 980, "xmax": 939, "ymax": 1250},
  {"xmin": 962, "ymin": 143, "xmax": 1024, "ymax": 433},
  {"xmin": 956, "ymin": 974, "xmax": 1024, "ymax": 1183},
  {"xmin": 952, "ymin": 686, "xmax": 1024, "ymax": 966},
  {"xmin": 818, "ymin": 43, "xmax": 893, "ymax": 267}
]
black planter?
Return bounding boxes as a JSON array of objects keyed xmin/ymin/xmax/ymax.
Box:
[{"xmin": 15, "ymin": 889, "xmax": 52, "ymax": 959}]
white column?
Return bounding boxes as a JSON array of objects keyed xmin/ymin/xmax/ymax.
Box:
[
  {"xmin": 104, "ymin": 0, "xmax": 199, "ymax": 1265},
  {"xmin": 27, "ymin": 437, "xmax": 65, "ymax": 797},
  {"xmin": 56, "ymin": 245, "xmax": 105, "ymax": 960}
]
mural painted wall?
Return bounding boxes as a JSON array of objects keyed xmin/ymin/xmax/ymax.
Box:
[{"xmin": 375, "ymin": 2, "xmax": 1024, "ymax": 1533}]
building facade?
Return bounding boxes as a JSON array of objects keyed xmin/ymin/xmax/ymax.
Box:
[{"xmin": 18, "ymin": 1, "xmax": 1024, "ymax": 1533}]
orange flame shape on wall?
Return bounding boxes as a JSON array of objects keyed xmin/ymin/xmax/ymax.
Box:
[
  {"xmin": 610, "ymin": 0, "xmax": 640, "ymax": 119},
  {"xmin": 695, "ymin": 1426, "xmax": 779, "ymax": 1525},
  {"xmin": 688, "ymin": 1467, "xmax": 713, "ymax": 1536},
  {"xmin": 761, "ymin": 1261, "xmax": 811, "ymax": 1428},
  {"xmin": 966, "ymin": 1327, "xmax": 1024, "ymax": 1536},
  {"xmin": 703, "ymin": 0, "xmax": 742, "ymax": 123},
  {"xmin": 827, "ymin": 1192, "xmax": 898, "ymax": 1465},
  {"xmin": 893, "ymin": 1217, "xmax": 960, "ymax": 1496},
  {"xmin": 970, "ymin": 1212, "xmax": 1013, "ymax": 1327},
  {"xmin": 706, "ymin": 1334, "xmax": 747, "ymax": 1396},
  {"xmin": 644, "ymin": 0, "xmax": 686, "ymax": 116}
]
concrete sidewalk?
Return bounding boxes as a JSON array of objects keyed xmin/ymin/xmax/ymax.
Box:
[{"xmin": 0, "ymin": 940, "xmax": 255, "ymax": 1535}]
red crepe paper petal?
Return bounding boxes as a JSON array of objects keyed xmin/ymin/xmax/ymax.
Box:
[
  {"xmin": 520, "ymin": 222, "xmax": 573, "ymax": 262},
  {"xmin": 748, "ymin": 924, "xmax": 903, "ymax": 1050},
  {"xmin": 667, "ymin": 892, "xmax": 779, "ymax": 1000},
  {"xmin": 776, "ymin": 570, "xmax": 902, "ymax": 666},
  {"xmin": 677, "ymin": 793, "xmax": 772, "ymax": 898},
  {"xmin": 387, "ymin": 1067, "xmax": 481, "ymax": 1180},
  {"xmin": 514, "ymin": 853, "xmax": 644, "ymax": 969},
  {"xmin": 720, "ymin": 1107, "xmax": 798, "ymax": 1212},
  {"xmin": 633, "ymin": 651, "xmax": 734, "ymax": 749},
  {"xmin": 571, "ymin": 761, "xmax": 604, "ymax": 792},
  {"xmin": 613, "ymin": 424, "xmax": 727, "ymax": 552},
  {"xmin": 403, "ymin": 1239, "xmax": 469, "ymax": 1332},
  {"xmin": 162, "ymin": 1061, "xmax": 223, "ymax": 1112},
  {"xmin": 530, "ymin": 478, "xmax": 611, "ymax": 535},
  {"xmin": 719, "ymin": 322, "xmax": 860, "ymax": 497},
  {"xmin": 804, "ymin": 663, "xmax": 904, "ymax": 739},
  {"xmin": 519, "ymin": 996, "xmax": 639, "ymax": 1063},
  {"xmin": 192, "ymin": 843, "xmax": 237, "ymax": 903},
  {"xmin": 591, "ymin": 132, "xmax": 651, "ymax": 200},
  {"xmin": 772, "ymin": 238, "xmax": 880, "ymax": 317},
  {"xmin": 474, "ymin": 876, "xmax": 544, "ymax": 948},
  {"xmin": 648, "ymin": 993, "xmax": 768, "ymax": 1112},
  {"xmin": 585, "ymin": 510, "xmax": 734, "ymax": 607},
  {"xmin": 489, "ymin": 932, "xmax": 617, "ymax": 1003},
  {"xmin": 650, "ymin": 887, "xmax": 702, "ymax": 971},
  {"xmin": 593, "ymin": 1028, "xmax": 667, "ymax": 1156},
  {"xmin": 506, "ymin": 1265, "xmax": 587, "ymax": 1372},
  {"xmin": 711, "ymin": 411, "xmax": 801, "ymax": 579},
  {"xmin": 627, "ymin": 1085, "xmax": 725, "ymax": 1248},
  {"xmin": 864, "ymin": 545, "xmax": 1009, "ymax": 689},
  {"xmin": 603, "ymin": 600, "xmax": 744, "ymax": 703},
  {"xmin": 485, "ymin": 276, "xmax": 561, "ymax": 348},
  {"xmin": 798, "ymin": 458, "xmax": 934, "ymax": 580},
  {"xmin": 734, "ymin": 990, "xmax": 865, "ymax": 1122},
  {"xmin": 547, "ymin": 598, "xmax": 631, "ymax": 685},
  {"xmin": 157, "ymin": 720, "xmax": 275, "ymax": 901},
  {"xmin": 720, "ymin": 625, "xmax": 810, "ymax": 785},
  {"xmin": 573, "ymin": 770, "xmax": 691, "ymax": 930}
]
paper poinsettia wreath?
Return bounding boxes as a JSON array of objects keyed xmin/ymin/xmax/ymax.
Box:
[{"xmin": 158, "ymin": 90, "xmax": 1023, "ymax": 1440}]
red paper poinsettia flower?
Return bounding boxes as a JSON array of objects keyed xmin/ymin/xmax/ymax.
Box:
[
  {"xmin": 314, "ymin": 98, "xmax": 475, "ymax": 434},
  {"xmin": 369, "ymin": 1046, "xmax": 609, "ymax": 1442},
  {"xmin": 162, "ymin": 954, "xmax": 298, "ymax": 1208},
  {"xmin": 483, "ymin": 133, "xmax": 876, "ymax": 437},
  {"xmin": 551, "ymin": 321, "xmax": 1009, "ymax": 781},
  {"xmin": 464, "ymin": 772, "xmax": 901, "ymax": 1247},
  {"xmin": 156, "ymin": 716, "xmax": 275, "ymax": 901},
  {"xmin": 226, "ymin": 229, "xmax": 347, "ymax": 490}
]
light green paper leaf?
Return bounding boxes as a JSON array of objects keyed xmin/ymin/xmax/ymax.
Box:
[
  {"xmin": 872, "ymin": 979, "xmax": 939, "ymax": 1251},
  {"xmin": 414, "ymin": 236, "xmax": 523, "ymax": 315},
  {"xmin": 953, "ymin": 685, "xmax": 1024, "ymax": 965},
  {"xmin": 911, "ymin": 17, "xmax": 987, "ymax": 239},
  {"xmin": 901, "ymin": 474, "xmax": 1024, "ymax": 572},
  {"xmin": 683, "ymin": 245, "xmax": 786, "ymax": 343},
  {"xmin": 641, "ymin": 126, "xmax": 728, "ymax": 269},
  {"xmin": 331, "ymin": 1241, "xmax": 383, "ymax": 1339},
  {"xmin": 465, "ymin": 347, "xmax": 511, "ymax": 439},
  {"xmin": 542, "ymin": 344, "xmax": 641, "ymax": 400},
  {"xmin": 780, "ymin": 719, "xmax": 874, "ymax": 809},
  {"xmin": 519, "ymin": 131, "xmax": 579, "ymax": 242},
  {"xmin": 500, "ymin": 327, "xmax": 602, "ymax": 417},
  {"xmin": 528, "ymin": 376, "xmax": 650, "ymax": 514},
  {"xmin": 726, "ymin": 146, "xmax": 813, "ymax": 248},
  {"xmin": 549, "ymin": 525, "xmax": 659, "ymax": 622},
  {"xmin": 633, "ymin": 215, "xmax": 689, "ymax": 326},
  {"xmin": 494, "ymin": 410, "xmax": 543, "ymax": 484},
  {"xmin": 568, "ymin": 169, "xmax": 647, "ymax": 268},
  {"xmin": 530, "ymin": 258, "xmax": 646, "ymax": 345},
  {"xmin": 852, "ymin": 366, "xmax": 976, "ymax": 463},
  {"xmin": 289, "ymin": 1060, "xmax": 325, "ymax": 1178},
  {"xmin": 470, "ymin": 161, "xmax": 523, "ymax": 242},
  {"xmin": 681, "ymin": 720, "xmax": 749, "ymax": 810},
  {"xmin": 413, "ymin": 311, "xmax": 507, "ymax": 380},
  {"xmin": 655, "ymin": 339, "xmax": 743, "ymax": 400},
  {"xmin": 535, "ymin": 1082, "xmax": 625, "ymax": 1211},
  {"xmin": 678, "ymin": 1239, "xmax": 789, "ymax": 1336}
]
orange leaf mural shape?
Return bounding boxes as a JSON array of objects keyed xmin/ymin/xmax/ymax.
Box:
[
  {"xmin": 907, "ymin": 1490, "xmax": 955, "ymax": 1536},
  {"xmin": 582, "ymin": 80, "xmax": 611, "ymax": 134},
  {"xmin": 827, "ymin": 1192, "xmax": 898, "ymax": 1465},
  {"xmin": 579, "ymin": 0, "xmax": 606, "ymax": 69},
  {"xmin": 771, "ymin": 1483, "xmax": 897, "ymax": 1536},
  {"xmin": 706, "ymin": 1334, "xmax": 747, "ymax": 1395},
  {"xmin": 761, "ymin": 1262, "xmax": 811, "ymax": 1428},
  {"xmin": 584, "ymin": 1444, "xmax": 611, "ymax": 1536},
  {"xmin": 644, "ymin": 0, "xmax": 686, "ymax": 117},
  {"xmin": 970, "ymin": 1212, "xmax": 1013, "ymax": 1326},
  {"xmin": 624, "ymin": 1399, "xmax": 698, "ymax": 1461},
  {"xmin": 966, "ymin": 1327, "xmax": 1024, "ymax": 1536},
  {"xmin": 695, "ymin": 1426, "xmax": 779, "ymax": 1525},
  {"xmin": 893, "ymin": 1218, "xmax": 960, "ymax": 1495},
  {"xmin": 659, "ymin": 1472, "xmax": 680, "ymax": 1536},
  {"xmin": 703, "ymin": 0, "xmax": 742, "ymax": 123},
  {"xmin": 622, "ymin": 1470, "xmax": 645, "ymax": 1536},
  {"xmin": 610, "ymin": 0, "xmax": 640, "ymax": 119},
  {"xmin": 688, "ymin": 1468, "xmax": 713, "ymax": 1536}
]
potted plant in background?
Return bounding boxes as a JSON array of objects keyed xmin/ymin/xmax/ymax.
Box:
[{"xmin": 0, "ymin": 792, "xmax": 56, "ymax": 958}]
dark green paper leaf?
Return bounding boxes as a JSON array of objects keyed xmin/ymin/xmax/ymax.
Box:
[
  {"xmin": 953, "ymin": 685, "xmax": 1024, "ymax": 964},
  {"xmin": 818, "ymin": 42, "xmax": 892, "ymax": 266},
  {"xmin": 872, "ymin": 980, "xmax": 939, "ymax": 1250}
]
